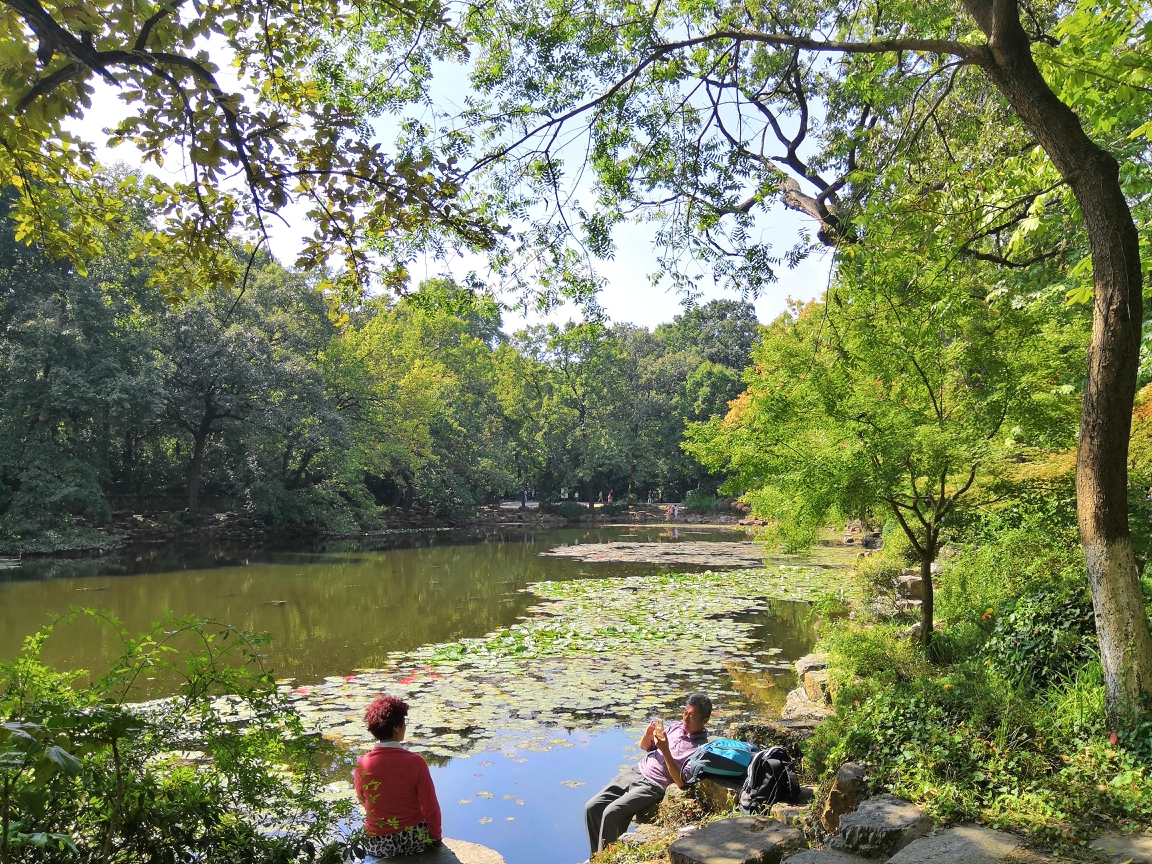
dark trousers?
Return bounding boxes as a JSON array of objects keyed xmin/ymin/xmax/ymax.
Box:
[{"xmin": 583, "ymin": 766, "xmax": 666, "ymax": 855}]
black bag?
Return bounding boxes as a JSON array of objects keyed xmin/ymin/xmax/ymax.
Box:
[{"xmin": 738, "ymin": 746, "xmax": 801, "ymax": 812}]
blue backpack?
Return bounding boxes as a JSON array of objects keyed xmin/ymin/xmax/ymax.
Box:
[{"xmin": 682, "ymin": 738, "xmax": 759, "ymax": 789}]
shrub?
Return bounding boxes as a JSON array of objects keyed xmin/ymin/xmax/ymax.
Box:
[
  {"xmin": 547, "ymin": 501, "xmax": 586, "ymax": 518},
  {"xmin": 683, "ymin": 490, "xmax": 719, "ymax": 513},
  {"xmin": 0, "ymin": 612, "xmax": 351, "ymax": 863},
  {"xmin": 985, "ymin": 584, "xmax": 1097, "ymax": 691}
]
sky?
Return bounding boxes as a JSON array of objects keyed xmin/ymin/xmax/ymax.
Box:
[{"xmin": 63, "ymin": 61, "xmax": 832, "ymax": 332}]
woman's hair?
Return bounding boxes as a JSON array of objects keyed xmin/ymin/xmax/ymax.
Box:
[{"xmin": 365, "ymin": 694, "xmax": 409, "ymax": 741}]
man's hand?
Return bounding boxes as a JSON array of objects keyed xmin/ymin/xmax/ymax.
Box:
[
  {"xmin": 653, "ymin": 725, "xmax": 670, "ymax": 753},
  {"xmin": 638, "ymin": 719, "xmax": 658, "ymax": 751}
]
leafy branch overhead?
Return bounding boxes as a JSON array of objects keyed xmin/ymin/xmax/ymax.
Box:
[{"xmin": 0, "ymin": 0, "xmax": 496, "ymax": 293}]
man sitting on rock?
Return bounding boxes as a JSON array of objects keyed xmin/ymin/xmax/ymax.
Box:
[{"xmin": 583, "ymin": 693, "xmax": 711, "ymax": 856}]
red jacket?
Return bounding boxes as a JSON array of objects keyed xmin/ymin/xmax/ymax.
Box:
[{"xmin": 353, "ymin": 744, "xmax": 442, "ymax": 840}]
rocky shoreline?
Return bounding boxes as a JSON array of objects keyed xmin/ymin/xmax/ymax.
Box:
[{"xmin": 606, "ymin": 652, "xmax": 1064, "ymax": 864}]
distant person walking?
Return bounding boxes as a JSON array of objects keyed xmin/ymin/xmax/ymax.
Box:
[
  {"xmin": 607, "ymin": 490, "xmax": 613, "ymax": 504},
  {"xmin": 597, "ymin": 491, "xmax": 604, "ymax": 504}
]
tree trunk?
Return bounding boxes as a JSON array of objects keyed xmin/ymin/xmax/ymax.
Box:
[
  {"xmin": 920, "ymin": 544, "xmax": 935, "ymax": 651},
  {"xmin": 188, "ymin": 430, "xmax": 208, "ymax": 513},
  {"xmin": 965, "ymin": 0, "xmax": 1152, "ymax": 724}
]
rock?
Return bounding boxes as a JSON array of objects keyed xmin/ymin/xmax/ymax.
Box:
[
  {"xmin": 819, "ymin": 763, "xmax": 866, "ymax": 834},
  {"xmin": 668, "ymin": 817, "xmax": 805, "ymax": 864},
  {"xmin": 795, "ymin": 653, "xmax": 829, "ymax": 678},
  {"xmin": 1090, "ymin": 833, "xmax": 1152, "ymax": 862},
  {"xmin": 769, "ymin": 803, "xmax": 806, "ymax": 825},
  {"xmin": 886, "ymin": 825, "xmax": 1023, "ymax": 863},
  {"xmin": 695, "ymin": 778, "xmax": 736, "ymax": 812},
  {"xmin": 396, "ymin": 837, "xmax": 505, "ymax": 864},
  {"xmin": 895, "ymin": 574, "xmax": 923, "ymax": 599},
  {"xmin": 622, "ymin": 823, "xmax": 665, "ymax": 845},
  {"xmin": 782, "ymin": 687, "xmax": 833, "ymax": 722},
  {"xmin": 783, "ymin": 850, "xmax": 870, "ymax": 864},
  {"xmin": 802, "ymin": 669, "xmax": 831, "ymax": 704},
  {"xmin": 828, "ymin": 795, "xmax": 932, "ymax": 858}
]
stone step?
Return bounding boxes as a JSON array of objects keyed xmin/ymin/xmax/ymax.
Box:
[
  {"xmin": 886, "ymin": 825, "xmax": 1024, "ymax": 863},
  {"xmin": 783, "ymin": 850, "xmax": 870, "ymax": 864},
  {"xmin": 389, "ymin": 838, "xmax": 505, "ymax": 864},
  {"xmin": 1091, "ymin": 833, "xmax": 1152, "ymax": 863},
  {"xmin": 668, "ymin": 816, "xmax": 805, "ymax": 864},
  {"xmin": 828, "ymin": 794, "xmax": 932, "ymax": 858}
]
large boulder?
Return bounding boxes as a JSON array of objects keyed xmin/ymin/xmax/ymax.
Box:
[
  {"xmin": 819, "ymin": 763, "xmax": 866, "ymax": 834},
  {"xmin": 802, "ymin": 669, "xmax": 831, "ymax": 704},
  {"xmin": 886, "ymin": 825, "xmax": 1023, "ymax": 863},
  {"xmin": 668, "ymin": 817, "xmax": 805, "ymax": 864},
  {"xmin": 828, "ymin": 795, "xmax": 932, "ymax": 858}
]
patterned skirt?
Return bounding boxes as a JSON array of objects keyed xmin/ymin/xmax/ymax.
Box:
[{"xmin": 362, "ymin": 821, "xmax": 432, "ymax": 859}]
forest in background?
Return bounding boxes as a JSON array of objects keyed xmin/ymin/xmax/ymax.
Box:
[{"xmin": 0, "ymin": 194, "xmax": 758, "ymax": 552}]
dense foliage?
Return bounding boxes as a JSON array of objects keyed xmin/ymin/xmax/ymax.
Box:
[
  {"xmin": 0, "ymin": 613, "xmax": 349, "ymax": 864},
  {"xmin": 807, "ymin": 500, "xmax": 1152, "ymax": 852},
  {"xmin": 0, "ymin": 200, "xmax": 754, "ymax": 551}
]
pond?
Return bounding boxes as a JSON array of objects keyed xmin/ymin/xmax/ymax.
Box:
[{"xmin": 0, "ymin": 525, "xmax": 838, "ymax": 864}]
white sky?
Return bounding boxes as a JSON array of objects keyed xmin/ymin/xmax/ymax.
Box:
[{"xmin": 65, "ymin": 64, "xmax": 831, "ymax": 331}]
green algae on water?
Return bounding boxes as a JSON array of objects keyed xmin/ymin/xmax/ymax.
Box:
[{"xmin": 289, "ymin": 567, "xmax": 836, "ymax": 760}]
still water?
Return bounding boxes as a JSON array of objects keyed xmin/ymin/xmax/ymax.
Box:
[
  {"xmin": 0, "ymin": 526, "xmax": 789, "ymax": 680},
  {"xmin": 0, "ymin": 525, "xmax": 819, "ymax": 864}
]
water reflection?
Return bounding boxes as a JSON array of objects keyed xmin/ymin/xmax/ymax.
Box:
[{"xmin": 0, "ymin": 526, "xmax": 754, "ymax": 682}]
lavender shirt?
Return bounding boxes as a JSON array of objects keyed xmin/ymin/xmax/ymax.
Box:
[{"xmin": 638, "ymin": 721, "xmax": 707, "ymax": 787}]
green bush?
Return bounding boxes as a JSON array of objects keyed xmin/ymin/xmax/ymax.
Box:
[
  {"xmin": 550, "ymin": 501, "xmax": 586, "ymax": 518},
  {"xmin": 682, "ymin": 490, "xmax": 719, "ymax": 512},
  {"xmin": 985, "ymin": 584, "xmax": 1097, "ymax": 691},
  {"xmin": 0, "ymin": 612, "xmax": 351, "ymax": 863},
  {"xmin": 806, "ymin": 658, "xmax": 1151, "ymax": 847},
  {"xmin": 806, "ymin": 516, "xmax": 1152, "ymax": 853}
]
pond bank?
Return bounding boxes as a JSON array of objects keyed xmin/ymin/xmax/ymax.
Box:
[{"xmin": 6, "ymin": 503, "xmax": 752, "ymax": 557}]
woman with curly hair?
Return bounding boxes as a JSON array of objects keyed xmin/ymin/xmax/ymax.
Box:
[{"xmin": 353, "ymin": 694, "xmax": 443, "ymax": 858}]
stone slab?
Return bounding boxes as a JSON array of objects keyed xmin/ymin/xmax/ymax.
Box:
[
  {"xmin": 377, "ymin": 837, "xmax": 505, "ymax": 864},
  {"xmin": 829, "ymin": 795, "xmax": 931, "ymax": 858},
  {"xmin": 668, "ymin": 816, "xmax": 805, "ymax": 864},
  {"xmin": 364, "ymin": 838, "xmax": 499, "ymax": 864},
  {"xmin": 795, "ymin": 653, "xmax": 829, "ymax": 678},
  {"xmin": 1091, "ymin": 833, "xmax": 1152, "ymax": 863},
  {"xmin": 783, "ymin": 850, "xmax": 870, "ymax": 864},
  {"xmin": 886, "ymin": 825, "xmax": 1022, "ymax": 863}
]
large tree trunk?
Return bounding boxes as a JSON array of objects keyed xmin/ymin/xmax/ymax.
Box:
[{"xmin": 965, "ymin": 0, "xmax": 1152, "ymax": 725}]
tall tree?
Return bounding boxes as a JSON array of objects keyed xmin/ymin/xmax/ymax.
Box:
[
  {"xmin": 446, "ymin": 0, "xmax": 1152, "ymax": 724},
  {"xmin": 688, "ymin": 250, "xmax": 1086, "ymax": 646}
]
